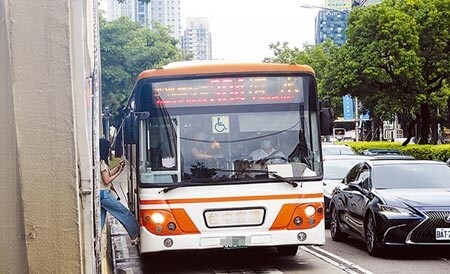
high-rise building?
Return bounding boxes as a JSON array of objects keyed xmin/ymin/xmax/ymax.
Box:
[
  {"xmin": 315, "ymin": 0, "xmax": 351, "ymax": 46},
  {"xmin": 181, "ymin": 17, "xmax": 212, "ymax": 60},
  {"xmin": 352, "ymin": 0, "xmax": 382, "ymax": 6},
  {"xmin": 326, "ymin": 0, "xmax": 352, "ymax": 10},
  {"xmin": 105, "ymin": 0, "xmax": 182, "ymax": 41},
  {"xmin": 150, "ymin": 0, "xmax": 182, "ymax": 41},
  {"xmin": 106, "ymin": 0, "xmax": 151, "ymax": 28},
  {"xmin": 315, "ymin": 10, "xmax": 349, "ymax": 46}
]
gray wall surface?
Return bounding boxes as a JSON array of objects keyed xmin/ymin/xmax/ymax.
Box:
[
  {"xmin": 0, "ymin": 0, "xmax": 85, "ymax": 272},
  {"xmin": 0, "ymin": 0, "xmax": 29, "ymax": 273}
]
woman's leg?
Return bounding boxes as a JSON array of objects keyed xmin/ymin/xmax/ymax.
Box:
[
  {"xmin": 101, "ymin": 207, "xmax": 106, "ymax": 229},
  {"xmin": 100, "ymin": 190, "xmax": 107, "ymax": 229},
  {"xmin": 100, "ymin": 191, "xmax": 139, "ymax": 239}
]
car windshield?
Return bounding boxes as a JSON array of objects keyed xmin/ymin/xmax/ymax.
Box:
[
  {"xmin": 323, "ymin": 159, "xmax": 364, "ymax": 179},
  {"xmin": 373, "ymin": 163, "xmax": 450, "ymax": 189},
  {"xmin": 322, "ymin": 145, "xmax": 355, "ymax": 156}
]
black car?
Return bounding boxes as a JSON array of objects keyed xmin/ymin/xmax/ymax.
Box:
[
  {"xmin": 329, "ymin": 159, "xmax": 450, "ymax": 256},
  {"xmin": 360, "ymin": 148, "xmax": 415, "ymax": 160},
  {"xmin": 360, "ymin": 148, "xmax": 411, "ymax": 156},
  {"xmin": 322, "ymin": 155, "xmax": 374, "ymax": 225}
]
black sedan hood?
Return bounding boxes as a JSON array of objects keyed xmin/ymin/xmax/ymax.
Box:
[{"xmin": 376, "ymin": 189, "xmax": 450, "ymax": 209}]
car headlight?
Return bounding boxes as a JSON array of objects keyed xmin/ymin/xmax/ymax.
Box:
[{"xmin": 378, "ymin": 204, "xmax": 415, "ymax": 217}]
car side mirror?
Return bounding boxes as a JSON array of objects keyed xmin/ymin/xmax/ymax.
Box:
[
  {"xmin": 349, "ymin": 180, "xmax": 370, "ymax": 194},
  {"xmin": 348, "ymin": 180, "xmax": 363, "ymax": 189}
]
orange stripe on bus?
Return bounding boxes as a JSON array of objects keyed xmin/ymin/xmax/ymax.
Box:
[{"xmin": 139, "ymin": 193, "xmax": 323, "ymax": 205}]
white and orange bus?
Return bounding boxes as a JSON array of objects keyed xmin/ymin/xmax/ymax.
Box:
[{"xmin": 122, "ymin": 61, "xmax": 333, "ymax": 255}]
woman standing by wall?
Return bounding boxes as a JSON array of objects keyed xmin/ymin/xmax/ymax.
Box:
[{"xmin": 99, "ymin": 138, "xmax": 139, "ymax": 243}]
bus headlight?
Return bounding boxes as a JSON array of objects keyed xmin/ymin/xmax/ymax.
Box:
[
  {"xmin": 304, "ymin": 205, "xmax": 316, "ymax": 217},
  {"xmin": 151, "ymin": 212, "xmax": 165, "ymax": 224},
  {"xmin": 141, "ymin": 209, "xmax": 199, "ymax": 236}
]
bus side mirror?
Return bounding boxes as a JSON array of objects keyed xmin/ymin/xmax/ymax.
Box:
[
  {"xmin": 123, "ymin": 115, "xmax": 136, "ymax": 145},
  {"xmin": 320, "ymin": 107, "xmax": 333, "ymax": 136},
  {"xmin": 123, "ymin": 111, "xmax": 150, "ymax": 145}
]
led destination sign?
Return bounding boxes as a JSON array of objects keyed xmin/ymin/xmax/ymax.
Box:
[{"xmin": 152, "ymin": 76, "xmax": 304, "ymax": 108}]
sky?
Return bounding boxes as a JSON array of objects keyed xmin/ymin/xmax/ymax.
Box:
[{"xmin": 180, "ymin": 0, "xmax": 325, "ymax": 61}]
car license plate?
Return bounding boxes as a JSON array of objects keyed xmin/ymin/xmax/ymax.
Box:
[{"xmin": 436, "ymin": 228, "xmax": 450, "ymax": 240}]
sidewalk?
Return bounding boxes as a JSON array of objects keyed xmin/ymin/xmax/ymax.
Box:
[{"xmin": 110, "ymin": 218, "xmax": 142, "ymax": 274}]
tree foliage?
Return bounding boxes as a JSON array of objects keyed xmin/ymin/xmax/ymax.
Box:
[
  {"xmin": 263, "ymin": 0, "xmax": 450, "ymax": 143},
  {"xmin": 324, "ymin": 0, "xmax": 450, "ymax": 143},
  {"xmin": 100, "ymin": 16, "xmax": 184, "ymax": 121},
  {"xmin": 264, "ymin": 40, "xmax": 341, "ymax": 113}
]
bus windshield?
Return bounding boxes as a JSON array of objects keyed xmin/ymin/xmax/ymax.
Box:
[{"xmin": 135, "ymin": 74, "xmax": 322, "ymax": 185}]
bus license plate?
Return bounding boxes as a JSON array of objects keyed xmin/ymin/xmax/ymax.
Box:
[
  {"xmin": 221, "ymin": 236, "xmax": 247, "ymax": 249},
  {"xmin": 436, "ymin": 228, "xmax": 450, "ymax": 240}
]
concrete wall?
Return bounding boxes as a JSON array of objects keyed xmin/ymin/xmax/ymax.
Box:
[
  {"xmin": 0, "ymin": 1, "xmax": 29, "ymax": 273},
  {"xmin": 0, "ymin": 0, "xmax": 97, "ymax": 272}
]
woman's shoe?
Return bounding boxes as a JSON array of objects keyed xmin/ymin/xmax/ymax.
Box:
[{"xmin": 130, "ymin": 237, "xmax": 140, "ymax": 246}]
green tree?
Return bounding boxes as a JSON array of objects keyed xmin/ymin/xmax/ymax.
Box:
[
  {"xmin": 325, "ymin": 0, "xmax": 450, "ymax": 144},
  {"xmin": 264, "ymin": 40, "xmax": 341, "ymax": 113},
  {"xmin": 100, "ymin": 16, "xmax": 184, "ymax": 121}
]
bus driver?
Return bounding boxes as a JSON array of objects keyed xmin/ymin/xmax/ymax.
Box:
[{"xmin": 249, "ymin": 139, "xmax": 287, "ymax": 165}]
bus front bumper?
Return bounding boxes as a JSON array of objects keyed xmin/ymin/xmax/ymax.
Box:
[{"xmin": 139, "ymin": 225, "xmax": 325, "ymax": 253}]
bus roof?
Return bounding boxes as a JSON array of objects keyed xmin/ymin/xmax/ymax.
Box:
[{"xmin": 136, "ymin": 61, "xmax": 315, "ymax": 81}]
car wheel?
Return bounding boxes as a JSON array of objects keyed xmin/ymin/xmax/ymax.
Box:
[
  {"xmin": 276, "ymin": 245, "xmax": 299, "ymax": 256},
  {"xmin": 365, "ymin": 214, "xmax": 383, "ymax": 256},
  {"xmin": 330, "ymin": 205, "xmax": 347, "ymax": 242}
]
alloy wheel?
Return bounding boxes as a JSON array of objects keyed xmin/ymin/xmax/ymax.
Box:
[
  {"xmin": 330, "ymin": 205, "xmax": 346, "ymax": 241},
  {"xmin": 365, "ymin": 214, "xmax": 383, "ymax": 256},
  {"xmin": 366, "ymin": 215, "xmax": 375, "ymax": 252}
]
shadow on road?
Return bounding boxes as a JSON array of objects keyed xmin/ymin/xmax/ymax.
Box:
[
  {"xmin": 337, "ymin": 234, "xmax": 450, "ymax": 260},
  {"xmin": 139, "ymin": 247, "xmax": 316, "ymax": 274}
]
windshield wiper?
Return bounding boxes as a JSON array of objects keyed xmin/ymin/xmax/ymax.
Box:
[
  {"xmin": 269, "ymin": 172, "xmax": 299, "ymax": 188},
  {"xmin": 160, "ymin": 173, "xmax": 235, "ymax": 193},
  {"xmin": 160, "ymin": 169, "xmax": 298, "ymax": 193},
  {"xmin": 213, "ymin": 168, "xmax": 299, "ymax": 188},
  {"xmin": 159, "ymin": 182, "xmax": 193, "ymax": 193}
]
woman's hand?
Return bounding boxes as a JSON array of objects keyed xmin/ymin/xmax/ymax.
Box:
[{"xmin": 119, "ymin": 159, "xmax": 126, "ymax": 167}]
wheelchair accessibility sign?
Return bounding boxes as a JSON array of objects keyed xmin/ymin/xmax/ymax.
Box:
[{"xmin": 212, "ymin": 116, "xmax": 229, "ymax": 134}]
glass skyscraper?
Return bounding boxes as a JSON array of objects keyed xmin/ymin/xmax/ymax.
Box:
[{"xmin": 315, "ymin": 10, "xmax": 348, "ymax": 46}]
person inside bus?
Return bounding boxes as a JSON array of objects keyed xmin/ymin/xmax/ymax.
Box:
[
  {"xmin": 191, "ymin": 132, "xmax": 223, "ymax": 160},
  {"xmin": 99, "ymin": 138, "xmax": 140, "ymax": 245},
  {"xmin": 249, "ymin": 139, "xmax": 287, "ymax": 165}
]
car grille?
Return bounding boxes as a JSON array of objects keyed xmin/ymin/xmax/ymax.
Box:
[{"xmin": 409, "ymin": 211, "xmax": 450, "ymax": 244}]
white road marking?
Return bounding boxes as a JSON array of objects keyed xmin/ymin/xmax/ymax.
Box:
[
  {"xmin": 301, "ymin": 246, "xmax": 374, "ymax": 274},
  {"xmin": 213, "ymin": 269, "xmax": 283, "ymax": 274}
]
